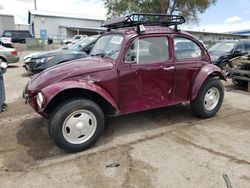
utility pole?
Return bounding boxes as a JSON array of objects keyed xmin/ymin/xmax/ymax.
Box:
[{"xmin": 34, "ymin": 0, "xmax": 37, "ymax": 10}]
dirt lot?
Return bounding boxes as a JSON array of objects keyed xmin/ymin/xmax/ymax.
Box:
[{"xmin": 0, "ymin": 53, "xmax": 250, "ymax": 188}]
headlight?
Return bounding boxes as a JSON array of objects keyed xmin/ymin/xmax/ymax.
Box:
[
  {"xmin": 37, "ymin": 92, "xmax": 45, "ymax": 109},
  {"xmin": 24, "ymin": 57, "xmax": 31, "ymax": 63},
  {"xmin": 35, "ymin": 56, "xmax": 55, "ymax": 63},
  {"xmin": 210, "ymin": 55, "xmax": 219, "ymax": 61}
]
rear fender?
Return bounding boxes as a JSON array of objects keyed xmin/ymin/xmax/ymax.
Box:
[
  {"xmin": 41, "ymin": 80, "xmax": 119, "ymax": 111},
  {"xmin": 191, "ymin": 64, "xmax": 226, "ymax": 101}
]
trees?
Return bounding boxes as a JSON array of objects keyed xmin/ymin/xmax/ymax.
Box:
[{"xmin": 104, "ymin": 0, "xmax": 217, "ymax": 22}]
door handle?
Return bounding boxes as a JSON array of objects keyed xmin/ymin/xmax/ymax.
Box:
[{"xmin": 163, "ymin": 66, "xmax": 175, "ymax": 71}]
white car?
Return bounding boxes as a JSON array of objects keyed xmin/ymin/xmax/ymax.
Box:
[{"xmin": 62, "ymin": 35, "xmax": 88, "ymax": 45}]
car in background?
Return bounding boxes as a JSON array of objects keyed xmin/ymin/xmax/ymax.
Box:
[
  {"xmin": 0, "ymin": 30, "xmax": 33, "ymax": 47},
  {"xmin": 62, "ymin": 35, "xmax": 88, "ymax": 45},
  {"xmin": 23, "ymin": 35, "xmax": 99, "ymax": 74},
  {"xmin": 208, "ymin": 39, "xmax": 250, "ymax": 76},
  {"xmin": 0, "ymin": 45, "xmax": 19, "ymax": 64}
]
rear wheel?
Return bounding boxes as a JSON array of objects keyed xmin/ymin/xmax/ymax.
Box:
[
  {"xmin": 49, "ymin": 98, "xmax": 104, "ymax": 152},
  {"xmin": 190, "ymin": 77, "xmax": 224, "ymax": 118}
]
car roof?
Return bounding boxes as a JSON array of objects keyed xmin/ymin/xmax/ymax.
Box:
[{"xmin": 3, "ymin": 30, "xmax": 30, "ymax": 32}]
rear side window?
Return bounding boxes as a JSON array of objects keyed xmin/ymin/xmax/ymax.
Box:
[
  {"xmin": 125, "ymin": 36, "xmax": 169, "ymax": 64},
  {"xmin": 174, "ymin": 37, "xmax": 201, "ymax": 60}
]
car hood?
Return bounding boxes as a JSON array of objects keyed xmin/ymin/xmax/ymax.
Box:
[
  {"xmin": 28, "ymin": 56, "xmax": 114, "ymax": 93},
  {"xmin": 30, "ymin": 49, "xmax": 85, "ymax": 59},
  {"xmin": 208, "ymin": 51, "xmax": 231, "ymax": 61},
  {"xmin": 208, "ymin": 51, "xmax": 230, "ymax": 57}
]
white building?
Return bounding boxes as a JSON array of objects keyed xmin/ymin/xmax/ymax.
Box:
[
  {"xmin": 0, "ymin": 14, "xmax": 15, "ymax": 35},
  {"xmin": 28, "ymin": 10, "xmax": 106, "ymax": 42}
]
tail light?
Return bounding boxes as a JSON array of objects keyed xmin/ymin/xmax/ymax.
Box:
[{"xmin": 10, "ymin": 50, "xmax": 17, "ymax": 55}]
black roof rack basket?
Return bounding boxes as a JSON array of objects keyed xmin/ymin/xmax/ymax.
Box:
[{"xmin": 102, "ymin": 13, "xmax": 186, "ymax": 30}]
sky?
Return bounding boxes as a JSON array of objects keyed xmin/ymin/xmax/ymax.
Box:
[{"xmin": 0, "ymin": 0, "xmax": 250, "ymax": 33}]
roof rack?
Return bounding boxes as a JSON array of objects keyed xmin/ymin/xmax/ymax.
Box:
[{"xmin": 102, "ymin": 13, "xmax": 186, "ymax": 31}]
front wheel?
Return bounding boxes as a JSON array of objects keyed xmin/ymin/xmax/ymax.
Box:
[
  {"xmin": 49, "ymin": 98, "xmax": 104, "ymax": 152},
  {"xmin": 190, "ymin": 77, "xmax": 224, "ymax": 118},
  {"xmin": 219, "ymin": 61, "xmax": 230, "ymax": 77}
]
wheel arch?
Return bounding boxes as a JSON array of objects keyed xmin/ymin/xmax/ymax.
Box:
[
  {"xmin": 0, "ymin": 56, "xmax": 7, "ymax": 62},
  {"xmin": 42, "ymin": 81, "xmax": 119, "ymax": 116},
  {"xmin": 219, "ymin": 59, "xmax": 229, "ymax": 67},
  {"xmin": 190, "ymin": 64, "xmax": 226, "ymax": 101}
]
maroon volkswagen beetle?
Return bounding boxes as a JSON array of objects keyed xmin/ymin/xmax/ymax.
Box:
[{"xmin": 24, "ymin": 14, "xmax": 226, "ymax": 152}]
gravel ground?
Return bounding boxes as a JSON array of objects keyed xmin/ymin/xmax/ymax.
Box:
[{"xmin": 0, "ymin": 53, "xmax": 250, "ymax": 188}]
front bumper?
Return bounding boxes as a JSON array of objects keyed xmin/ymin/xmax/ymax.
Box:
[
  {"xmin": 23, "ymin": 84, "xmax": 48, "ymax": 118},
  {"xmin": 23, "ymin": 60, "xmax": 44, "ymax": 74}
]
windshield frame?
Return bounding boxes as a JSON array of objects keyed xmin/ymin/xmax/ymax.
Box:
[
  {"xmin": 208, "ymin": 41, "xmax": 238, "ymax": 53},
  {"xmin": 90, "ymin": 33, "xmax": 125, "ymax": 60}
]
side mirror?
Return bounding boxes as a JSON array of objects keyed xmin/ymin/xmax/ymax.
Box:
[
  {"xmin": 234, "ymin": 49, "xmax": 242, "ymax": 54},
  {"xmin": 125, "ymin": 52, "xmax": 137, "ymax": 64},
  {"xmin": 84, "ymin": 46, "xmax": 92, "ymax": 54}
]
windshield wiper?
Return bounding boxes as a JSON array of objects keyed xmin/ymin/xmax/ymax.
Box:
[
  {"xmin": 104, "ymin": 50, "xmax": 120, "ymax": 57},
  {"xmin": 91, "ymin": 53, "xmax": 106, "ymax": 57},
  {"xmin": 91, "ymin": 50, "xmax": 120, "ymax": 58}
]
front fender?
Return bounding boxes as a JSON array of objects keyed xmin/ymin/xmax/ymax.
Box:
[
  {"xmin": 191, "ymin": 64, "xmax": 226, "ymax": 101},
  {"xmin": 41, "ymin": 80, "xmax": 119, "ymax": 111}
]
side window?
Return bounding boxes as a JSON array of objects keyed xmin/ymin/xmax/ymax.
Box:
[
  {"xmin": 235, "ymin": 43, "xmax": 244, "ymax": 51},
  {"xmin": 244, "ymin": 42, "xmax": 250, "ymax": 52},
  {"xmin": 125, "ymin": 37, "xmax": 169, "ymax": 64},
  {"xmin": 3, "ymin": 31, "xmax": 12, "ymax": 37},
  {"xmin": 174, "ymin": 37, "xmax": 201, "ymax": 60}
]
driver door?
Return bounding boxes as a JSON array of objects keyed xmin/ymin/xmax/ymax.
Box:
[{"xmin": 118, "ymin": 35, "xmax": 175, "ymax": 114}]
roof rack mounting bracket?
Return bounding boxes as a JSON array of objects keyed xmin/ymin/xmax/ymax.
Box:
[{"xmin": 137, "ymin": 24, "xmax": 146, "ymax": 34}]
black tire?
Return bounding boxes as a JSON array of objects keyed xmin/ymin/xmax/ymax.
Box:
[
  {"xmin": 219, "ymin": 61, "xmax": 229, "ymax": 77},
  {"xmin": 190, "ymin": 77, "xmax": 224, "ymax": 118},
  {"xmin": 232, "ymin": 79, "xmax": 247, "ymax": 87},
  {"xmin": 49, "ymin": 98, "xmax": 104, "ymax": 153}
]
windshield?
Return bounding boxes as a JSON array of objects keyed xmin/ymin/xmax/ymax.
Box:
[
  {"xmin": 208, "ymin": 41, "xmax": 237, "ymax": 53},
  {"xmin": 68, "ymin": 36, "xmax": 97, "ymax": 51},
  {"xmin": 90, "ymin": 34, "xmax": 124, "ymax": 60}
]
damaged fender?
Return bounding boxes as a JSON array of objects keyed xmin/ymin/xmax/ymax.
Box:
[{"xmin": 40, "ymin": 80, "xmax": 119, "ymax": 112}]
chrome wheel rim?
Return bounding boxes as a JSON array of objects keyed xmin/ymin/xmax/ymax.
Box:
[
  {"xmin": 62, "ymin": 110, "xmax": 97, "ymax": 144},
  {"xmin": 222, "ymin": 64, "xmax": 229, "ymax": 76},
  {"xmin": 204, "ymin": 87, "xmax": 220, "ymax": 111}
]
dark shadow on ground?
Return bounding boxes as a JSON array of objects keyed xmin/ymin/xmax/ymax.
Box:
[
  {"xmin": 224, "ymin": 82, "xmax": 249, "ymax": 93},
  {"xmin": 16, "ymin": 103, "xmax": 197, "ymax": 161},
  {"xmin": 17, "ymin": 117, "xmax": 66, "ymax": 160},
  {"xmin": 7, "ymin": 65, "xmax": 19, "ymax": 69}
]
